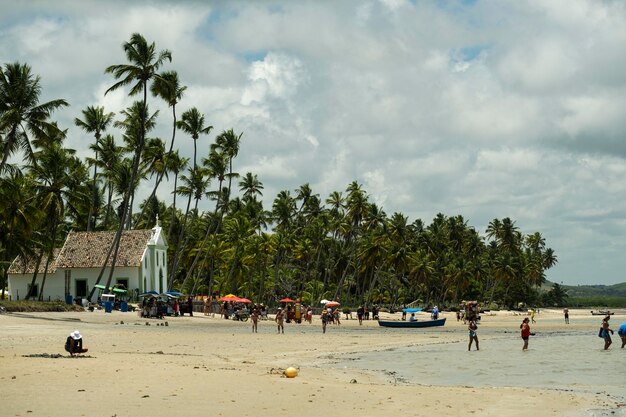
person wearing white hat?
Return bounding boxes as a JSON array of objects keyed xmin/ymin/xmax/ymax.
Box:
[{"xmin": 64, "ymin": 330, "xmax": 88, "ymax": 356}]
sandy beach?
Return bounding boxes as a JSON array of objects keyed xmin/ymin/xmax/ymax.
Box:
[{"xmin": 1, "ymin": 308, "xmax": 624, "ymax": 417}]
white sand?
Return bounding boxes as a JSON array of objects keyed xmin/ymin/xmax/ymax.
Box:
[{"xmin": 0, "ymin": 308, "xmax": 623, "ymax": 417}]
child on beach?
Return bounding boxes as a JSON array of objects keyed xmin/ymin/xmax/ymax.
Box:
[
  {"xmin": 468, "ymin": 319, "xmax": 479, "ymax": 351},
  {"xmin": 275, "ymin": 308, "xmax": 285, "ymax": 334},
  {"xmin": 521, "ymin": 318, "xmax": 531, "ymax": 350}
]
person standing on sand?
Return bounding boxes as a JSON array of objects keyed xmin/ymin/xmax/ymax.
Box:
[
  {"xmin": 468, "ymin": 319, "xmax": 479, "ymax": 351},
  {"xmin": 600, "ymin": 316, "xmax": 614, "ymax": 350},
  {"xmin": 563, "ymin": 308, "xmax": 569, "ymax": 324},
  {"xmin": 530, "ymin": 308, "xmax": 536, "ymax": 324},
  {"xmin": 321, "ymin": 309, "xmax": 329, "ymax": 333},
  {"xmin": 251, "ymin": 308, "xmax": 259, "ymax": 333},
  {"xmin": 617, "ymin": 322, "xmax": 626, "ymax": 348},
  {"xmin": 275, "ymin": 308, "xmax": 285, "ymax": 334},
  {"xmin": 521, "ymin": 317, "xmax": 531, "ymax": 350},
  {"xmin": 357, "ymin": 306, "xmax": 364, "ymax": 325}
]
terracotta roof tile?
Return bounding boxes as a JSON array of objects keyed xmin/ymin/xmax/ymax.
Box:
[{"xmin": 7, "ymin": 248, "xmax": 61, "ymax": 274}]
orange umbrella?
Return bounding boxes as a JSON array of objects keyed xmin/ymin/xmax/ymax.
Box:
[
  {"xmin": 325, "ymin": 301, "xmax": 340, "ymax": 308},
  {"xmin": 238, "ymin": 298, "xmax": 252, "ymax": 304},
  {"xmin": 219, "ymin": 294, "xmax": 241, "ymax": 302},
  {"xmin": 279, "ymin": 298, "xmax": 296, "ymax": 303}
]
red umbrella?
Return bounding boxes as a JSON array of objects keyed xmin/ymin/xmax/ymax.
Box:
[
  {"xmin": 325, "ymin": 301, "xmax": 340, "ymax": 308},
  {"xmin": 279, "ymin": 297, "xmax": 296, "ymax": 303},
  {"xmin": 238, "ymin": 298, "xmax": 252, "ymax": 304}
]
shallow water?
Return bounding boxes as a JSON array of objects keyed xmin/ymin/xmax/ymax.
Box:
[{"xmin": 332, "ymin": 325, "xmax": 626, "ymax": 404}]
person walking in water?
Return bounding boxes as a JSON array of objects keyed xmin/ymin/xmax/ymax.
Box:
[
  {"xmin": 521, "ymin": 317, "xmax": 531, "ymax": 350},
  {"xmin": 617, "ymin": 322, "xmax": 626, "ymax": 348},
  {"xmin": 600, "ymin": 316, "xmax": 614, "ymax": 350},
  {"xmin": 468, "ymin": 319, "xmax": 479, "ymax": 351}
]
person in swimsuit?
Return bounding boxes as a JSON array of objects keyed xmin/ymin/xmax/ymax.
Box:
[
  {"xmin": 601, "ymin": 316, "xmax": 614, "ymax": 350},
  {"xmin": 521, "ymin": 317, "xmax": 531, "ymax": 350},
  {"xmin": 251, "ymin": 308, "xmax": 259, "ymax": 333},
  {"xmin": 275, "ymin": 308, "xmax": 285, "ymax": 334},
  {"xmin": 617, "ymin": 322, "xmax": 626, "ymax": 348},
  {"xmin": 468, "ymin": 319, "xmax": 479, "ymax": 351}
]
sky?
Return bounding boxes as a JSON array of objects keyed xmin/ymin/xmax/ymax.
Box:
[{"xmin": 1, "ymin": 0, "xmax": 626, "ymax": 286}]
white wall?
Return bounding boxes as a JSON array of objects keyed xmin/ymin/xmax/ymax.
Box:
[{"xmin": 8, "ymin": 266, "xmax": 141, "ymax": 301}]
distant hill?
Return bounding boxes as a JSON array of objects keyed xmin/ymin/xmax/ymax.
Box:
[{"xmin": 544, "ymin": 280, "xmax": 626, "ymax": 297}]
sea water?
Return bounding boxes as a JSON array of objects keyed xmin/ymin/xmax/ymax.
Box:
[{"xmin": 331, "ymin": 319, "xmax": 626, "ymax": 408}]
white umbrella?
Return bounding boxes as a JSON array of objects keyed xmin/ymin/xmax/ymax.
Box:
[{"xmin": 320, "ymin": 299, "xmax": 330, "ymax": 305}]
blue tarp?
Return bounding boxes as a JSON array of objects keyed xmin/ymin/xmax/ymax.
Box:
[{"xmin": 402, "ymin": 307, "xmax": 423, "ymax": 313}]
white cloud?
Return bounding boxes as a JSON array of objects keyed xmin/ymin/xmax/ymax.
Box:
[{"xmin": 4, "ymin": 0, "xmax": 626, "ymax": 285}]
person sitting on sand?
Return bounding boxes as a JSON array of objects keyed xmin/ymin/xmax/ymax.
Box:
[
  {"xmin": 600, "ymin": 316, "xmax": 614, "ymax": 350},
  {"xmin": 409, "ymin": 313, "xmax": 417, "ymax": 322},
  {"xmin": 521, "ymin": 317, "xmax": 531, "ymax": 350},
  {"xmin": 65, "ymin": 330, "xmax": 88, "ymax": 357},
  {"xmin": 468, "ymin": 319, "xmax": 479, "ymax": 351},
  {"xmin": 617, "ymin": 322, "xmax": 626, "ymax": 349},
  {"xmin": 275, "ymin": 308, "xmax": 285, "ymax": 334}
]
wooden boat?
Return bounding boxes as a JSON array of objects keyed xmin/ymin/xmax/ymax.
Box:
[
  {"xmin": 590, "ymin": 310, "xmax": 614, "ymax": 316},
  {"xmin": 378, "ymin": 318, "xmax": 446, "ymax": 328}
]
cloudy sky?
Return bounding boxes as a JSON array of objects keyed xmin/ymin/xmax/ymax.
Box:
[{"xmin": 2, "ymin": 0, "xmax": 626, "ymax": 285}]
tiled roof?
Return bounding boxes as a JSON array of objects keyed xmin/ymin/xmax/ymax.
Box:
[
  {"xmin": 8, "ymin": 229, "xmax": 154, "ymax": 273},
  {"xmin": 7, "ymin": 248, "xmax": 61, "ymax": 274},
  {"xmin": 55, "ymin": 230, "xmax": 153, "ymax": 268}
]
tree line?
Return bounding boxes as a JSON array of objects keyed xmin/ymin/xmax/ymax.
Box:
[{"xmin": 0, "ymin": 33, "xmax": 558, "ymax": 308}]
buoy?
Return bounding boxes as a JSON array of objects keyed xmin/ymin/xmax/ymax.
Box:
[{"xmin": 284, "ymin": 367, "xmax": 298, "ymax": 378}]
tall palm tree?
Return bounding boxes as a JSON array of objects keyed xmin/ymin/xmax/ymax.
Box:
[
  {"xmin": 177, "ymin": 107, "xmax": 212, "ymax": 171},
  {"xmin": 88, "ymin": 33, "xmax": 171, "ymax": 301},
  {"xmin": 0, "ymin": 62, "xmax": 68, "ymax": 172},
  {"xmin": 239, "ymin": 172, "xmax": 264, "ymax": 201},
  {"xmin": 212, "ymin": 129, "xmax": 242, "ymax": 200},
  {"xmin": 74, "ymin": 105, "xmax": 114, "ymax": 231}
]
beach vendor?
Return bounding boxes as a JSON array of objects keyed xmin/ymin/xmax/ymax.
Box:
[
  {"xmin": 600, "ymin": 316, "xmax": 614, "ymax": 350},
  {"xmin": 618, "ymin": 322, "xmax": 626, "ymax": 348},
  {"xmin": 521, "ymin": 317, "xmax": 531, "ymax": 350},
  {"xmin": 468, "ymin": 319, "xmax": 479, "ymax": 351},
  {"xmin": 65, "ymin": 330, "xmax": 88, "ymax": 357}
]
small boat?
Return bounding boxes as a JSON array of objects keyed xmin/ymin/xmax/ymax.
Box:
[
  {"xmin": 591, "ymin": 310, "xmax": 614, "ymax": 316},
  {"xmin": 378, "ymin": 318, "xmax": 446, "ymax": 328}
]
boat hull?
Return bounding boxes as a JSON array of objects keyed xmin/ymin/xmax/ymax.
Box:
[{"xmin": 378, "ymin": 318, "xmax": 446, "ymax": 328}]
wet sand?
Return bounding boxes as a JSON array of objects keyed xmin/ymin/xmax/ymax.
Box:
[{"xmin": 0, "ymin": 308, "xmax": 623, "ymax": 417}]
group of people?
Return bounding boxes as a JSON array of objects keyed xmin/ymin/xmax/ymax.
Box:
[{"xmin": 467, "ymin": 312, "xmax": 626, "ymax": 352}]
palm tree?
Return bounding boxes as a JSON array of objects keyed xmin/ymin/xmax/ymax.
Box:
[
  {"xmin": 74, "ymin": 105, "xmax": 115, "ymax": 231},
  {"xmin": 0, "ymin": 62, "xmax": 68, "ymax": 172},
  {"xmin": 212, "ymin": 129, "xmax": 242, "ymax": 200},
  {"xmin": 239, "ymin": 172, "xmax": 264, "ymax": 201},
  {"xmin": 89, "ymin": 33, "xmax": 171, "ymax": 301},
  {"xmin": 177, "ymin": 107, "xmax": 212, "ymax": 171}
]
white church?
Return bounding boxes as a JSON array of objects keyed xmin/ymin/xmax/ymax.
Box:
[{"xmin": 7, "ymin": 223, "xmax": 168, "ymax": 302}]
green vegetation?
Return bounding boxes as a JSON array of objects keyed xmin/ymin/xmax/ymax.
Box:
[{"xmin": 0, "ymin": 34, "xmax": 560, "ymax": 309}]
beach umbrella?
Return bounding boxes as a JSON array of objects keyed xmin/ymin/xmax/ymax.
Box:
[
  {"xmin": 164, "ymin": 291, "xmax": 184, "ymax": 298},
  {"xmin": 139, "ymin": 291, "xmax": 159, "ymax": 297},
  {"xmin": 238, "ymin": 298, "xmax": 252, "ymax": 304},
  {"xmin": 320, "ymin": 299, "xmax": 330, "ymax": 305},
  {"xmin": 112, "ymin": 288, "xmax": 128, "ymax": 294},
  {"xmin": 325, "ymin": 301, "xmax": 340, "ymax": 308},
  {"xmin": 279, "ymin": 297, "xmax": 296, "ymax": 303},
  {"xmin": 94, "ymin": 284, "xmax": 109, "ymax": 290},
  {"xmin": 219, "ymin": 294, "xmax": 241, "ymax": 302}
]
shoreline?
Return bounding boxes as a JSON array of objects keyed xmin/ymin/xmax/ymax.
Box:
[{"xmin": 1, "ymin": 309, "xmax": 624, "ymax": 417}]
